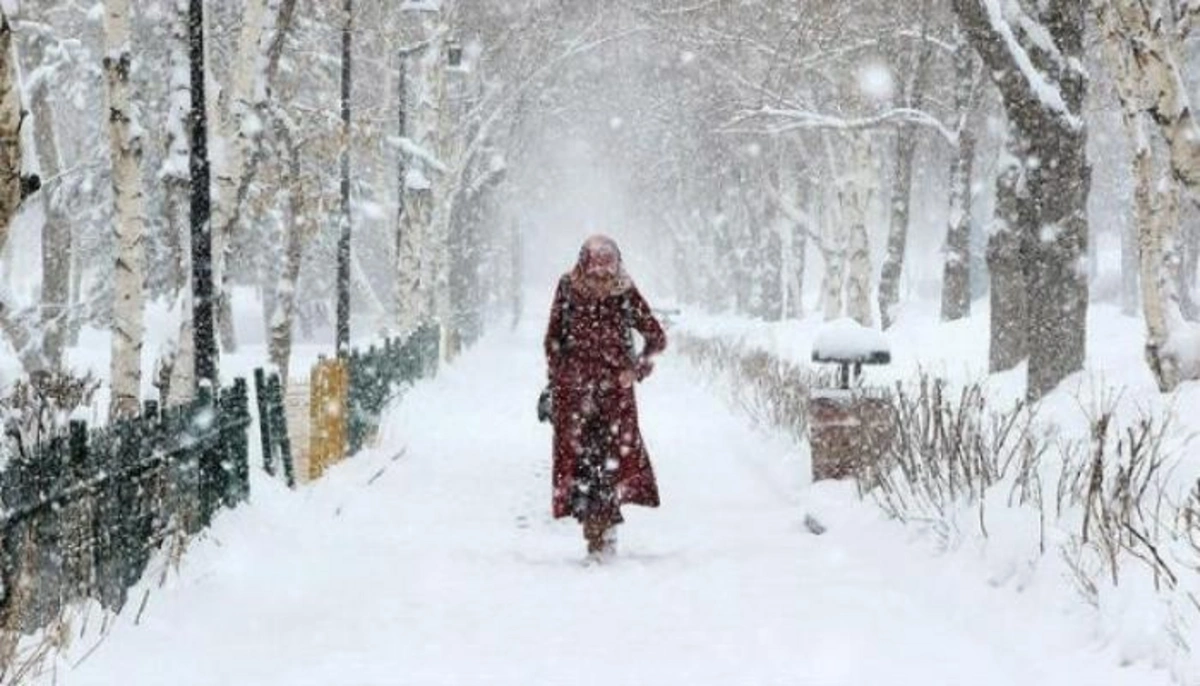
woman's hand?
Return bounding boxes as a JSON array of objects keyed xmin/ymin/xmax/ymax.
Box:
[
  {"xmin": 635, "ymin": 356, "xmax": 655, "ymax": 381},
  {"xmin": 618, "ymin": 368, "xmax": 636, "ymax": 388}
]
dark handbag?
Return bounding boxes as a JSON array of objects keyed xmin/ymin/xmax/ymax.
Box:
[{"xmin": 537, "ymin": 385, "xmax": 553, "ymax": 423}]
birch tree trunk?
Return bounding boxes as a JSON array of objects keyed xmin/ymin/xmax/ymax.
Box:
[
  {"xmin": 0, "ymin": 12, "xmax": 23, "ymax": 254},
  {"xmin": 396, "ymin": 6, "xmax": 444, "ymax": 336},
  {"xmin": 1099, "ymin": 0, "xmax": 1200, "ymax": 191},
  {"xmin": 1098, "ymin": 0, "xmax": 1197, "ymax": 389},
  {"xmin": 878, "ymin": 10, "xmax": 934, "ymax": 330},
  {"xmin": 845, "ymin": 135, "xmax": 875, "ymax": 327},
  {"xmin": 1136, "ymin": 128, "xmax": 1188, "ymax": 390},
  {"xmin": 103, "ymin": 0, "xmax": 147, "ymax": 419},
  {"xmin": 167, "ymin": 293, "xmax": 195, "ymax": 406},
  {"xmin": 942, "ymin": 34, "xmax": 979, "ymax": 322},
  {"xmin": 941, "ymin": 127, "xmax": 975, "ymax": 321},
  {"xmin": 161, "ymin": 0, "xmax": 193, "ymax": 402},
  {"xmin": 212, "ymin": 0, "xmax": 270, "ymax": 354},
  {"xmin": 820, "ymin": 188, "xmax": 846, "ymax": 321},
  {"xmin": 268, "ymin": 117, "xmax": 308, "ymax": 387},
  {"xmin": 778, "ymin": 159, "xmax": 805, "ymax": 319},
  {"xmin": 27, "ymin": 33, "xmax": 71, "ymax": 370}
]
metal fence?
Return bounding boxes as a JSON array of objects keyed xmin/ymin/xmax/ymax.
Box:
[
  {"xmin": 251, "ymin": 324, "xmax": 440, "ymax": 486},
  {"xmin": 0, "ymin": 379, "xmax": 251, "ymax": 632},
  {"xmin": 347, "ymin": 323, "xmax": 440, "ymax": 455}
]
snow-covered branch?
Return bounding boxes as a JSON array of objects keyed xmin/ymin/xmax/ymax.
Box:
[{"xmin": 729, "ymin": 106, "xmax": 958, "ymax": 145}]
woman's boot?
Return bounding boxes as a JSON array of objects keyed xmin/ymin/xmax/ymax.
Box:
[{"xmin": 583, "ymin": 518, "xmax": 605, "ymax": 556}]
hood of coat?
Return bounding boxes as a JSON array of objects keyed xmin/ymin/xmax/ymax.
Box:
[{"xmin": 569, "ymin": 234, "xmax": 633, "ymax": 298}]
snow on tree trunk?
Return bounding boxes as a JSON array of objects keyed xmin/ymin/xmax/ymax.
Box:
[
  {"xmin": 27, "ymin": 33, "xmax": 71, "ymax": 370},
  {"xmin": 987, "ymin": 131, "xmax": 1028, "ymax": 373},
  {"xmin": 0, "ymin": 12, "xmax": 23, "ymax": 255},
  {"xmin": 942, "ymin": 35, "xmax": 978, "ymax": 322},
  {"xmin": 844, "ymin": 135, "xmax": 875, "ymax": 328},
  {"xmin": 103, "ymin": 0, "xmax": 147, "ymax": 420},
  {"xmin": 211, "ymin": 0, "xmax": 269, "ymax": 355},
  {"xmin": 954, "ymin": 0, "xmax": 1091, "ymax": 401}
]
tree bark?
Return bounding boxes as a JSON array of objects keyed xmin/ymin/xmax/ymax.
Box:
[
  {"xmin": 878, "ymin": 6, "xmax": 934, "ymax": 330},
  {"xmin": 26, "ymin": 32, "xmax": 71, "ymax": 370},
  {"xmin": 845, "ymin": 135, "xmax": 875, "ymax": 327},
  {"xmin": 987, "ymin": 129, "xmax": 1028, "ymax": 373},
  {"xmin": 212, "ymin": 0, "xmax": 270, "ymax": 355},
  {"xmin": 189, "ymin": 0, "xmax": 218, "ymax": 392},
  {"xmin": 396, "ymin": 7, "xmax": 443, "ymax": 336},
  {"xmin": 268, "ymin": 113, "xmax": 308, "ymax": 387},
  {"xmin": 0, "ymin": 12, "xmax": 23, "ymax": 255},
  {"xmin": 954, "ymin": 0, "xmax": 1091, "ymax": 401},
  {"xmin": 941, "ymin": 128, "xmax": 975, "ymax": 321},
  {"xmin": 336, "ymin": 0, "xmax": 352, "ymax": 356},
  {"xmin": 942, "ymin": 33, "xmax": 979, "ymax": 322},
  {"xmin": 103, "ymin": 0, "xmax": 147, "ymax": 420}
]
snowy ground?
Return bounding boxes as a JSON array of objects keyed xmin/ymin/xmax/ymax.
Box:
[{"xmin": 35, "ymin": 318, "xmax": 1176, "ymax": 686}]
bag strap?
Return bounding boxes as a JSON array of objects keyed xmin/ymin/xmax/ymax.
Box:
[
  {"xmin": 621, "ymin": 292, "xmax": 636, "ymax": 362},
  {"xmin": 557, "ymin": 275, "xmax": 572, "ymax": 352}
]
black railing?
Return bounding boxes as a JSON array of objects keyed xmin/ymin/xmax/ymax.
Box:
[
  {"xmin": 347, "ymin": 323, "xmax": 439, "ymax": 455},
  {"xmin": 0, "ymin": 379, "xmax": 251, "ymax": 631}
]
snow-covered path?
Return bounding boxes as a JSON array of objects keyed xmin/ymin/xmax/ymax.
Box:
[{"xmin": 43, "ymin": 326, "xmax": 1173, "ymax": 686}]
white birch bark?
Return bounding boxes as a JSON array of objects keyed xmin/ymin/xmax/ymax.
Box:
[
  {"xmin": 844, "ymin": 135, "xmax": 875, "ymax": 327},
  {"xmin": 212, "ymin": 0, "xmax": 270, "ymax": 353},
  {"xmin": 820, "ymin": 186, "xmax": 846, "ymax": 322},
  {"xmin": 1099, "ymin": 0, "xmax": 1200, "ymax": 192},
  {"xmin": 1099, "ymin": 0, "xmax": 1198, "ymax": 389},
  {"xmin": 167, "ymin": 292, "xmax": 195, "ymax": 407},
  {"xmin": 269, "ymin": 117, "xmax": 308, "ymax": 387},
  {"xmin": 396, "ymin": 6, "xmax": 444, "ymax": 336},
  {"xmin": 103, "ymin": 0, "xmax": 147, "ymax": 420},
  {"xmin": 0, "ymin": 12, "xmax": 22, "ymax": 255},
  {"xmin": 162, "ymin": 0, "xmax": 193, "ymax": 400},
  {"xmin": 26, "ymin": 32, "xmax": 71, "ymax": 370}
]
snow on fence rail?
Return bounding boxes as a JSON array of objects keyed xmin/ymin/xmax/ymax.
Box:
[{"xmin": 0, "ymin": 379, "xmax": 252, "ymax": 634}]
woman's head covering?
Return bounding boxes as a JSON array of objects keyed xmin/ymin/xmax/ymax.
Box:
[{"xmin": 571, "ymin": 234, "xmax": 632, "ymax": 296}]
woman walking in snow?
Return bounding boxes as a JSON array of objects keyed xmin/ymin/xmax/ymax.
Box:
[{"xmin": 544, "ymin": 235, "xmax": 667, "ymax": 560}]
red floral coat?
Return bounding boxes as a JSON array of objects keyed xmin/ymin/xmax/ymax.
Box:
[{"xmin": 544, "ymin": 275, "xmax": 667, "ymax": 519}]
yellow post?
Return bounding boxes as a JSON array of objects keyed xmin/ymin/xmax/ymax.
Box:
[{"xmin": 308, "ymin": 357, "xmax": 349, "ymax": 480}]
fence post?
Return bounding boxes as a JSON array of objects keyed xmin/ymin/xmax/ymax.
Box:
[
  {"xmin": 254, "ymin": 368, "xmax": 275, "ymax": 476},
  {"xmin": 195, "ymin": 386, "xmax": 217, "ymax": 529},
  {"xmin": 267, "ymin": 374, "xmax": 296, "ymax": 488},
  {"xmin": 228, "ymin": 378, "xmax": 250, "ymax": 505},
  {"xmin": 65, "ymin": 420, "xmax": 92, "ymax": 602}
]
